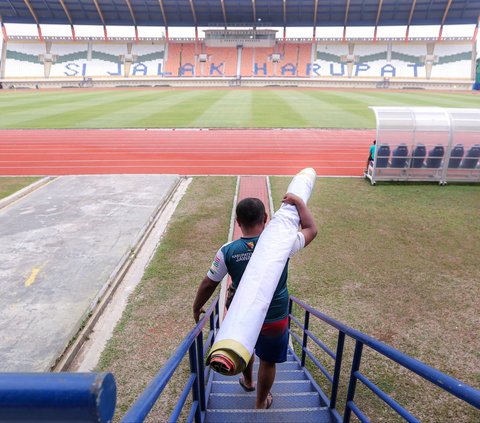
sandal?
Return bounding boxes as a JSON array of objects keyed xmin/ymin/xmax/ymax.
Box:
[
  {"xmin": 239, "ymin": 377, "xmax": 255, "ymax": 392},
  {"xmin": 266, "ymin": 392, "xmax": 273, "ymax": 409}
]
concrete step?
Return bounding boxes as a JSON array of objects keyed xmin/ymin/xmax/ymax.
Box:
[
  {"xmin": 205, "ymin": 407, "xmax": 332, "ymax": 423},
  {"xmin": 208, "ymin": 392, "xmax": 323, "ymax": 410},
  {"xmin": 214, "ymin": 370, "xmax": 307, "ymax": 382},
  {"xmin": 210, "ymin": 379, "xmax": 313, "ymax": 394}
]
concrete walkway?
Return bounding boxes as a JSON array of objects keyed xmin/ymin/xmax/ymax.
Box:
[{"xmin": 0, "ymin": 175, "xmax": 179, "ymax": 371}]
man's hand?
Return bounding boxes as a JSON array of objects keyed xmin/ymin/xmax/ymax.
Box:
[
  {"xmin": 282, "ymin": 192, "xmax": 317, "ymax": 247},
  {"xmin": 193, "ymin": 307, "xmax": 206, "ymax": 323},
  {"xmin": 282, "ymin": 193, "xmax": 304, "ymax": 207}
]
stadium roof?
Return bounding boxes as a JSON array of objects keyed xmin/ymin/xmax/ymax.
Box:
[{"xmin": 0, "ymin": 0, "xmax": 478, "ymax": 28}]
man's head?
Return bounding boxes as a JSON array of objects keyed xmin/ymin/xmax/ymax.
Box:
[
  {"xmin": 373, "ymin": 140, "xmax": 377, "ymax": 145},
  {"xmin": 236, "ymin": 198, "xmax": 267, "ymax": 230}
]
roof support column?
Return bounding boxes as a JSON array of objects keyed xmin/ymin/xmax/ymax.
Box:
[
  {"xmin": 135, "ymin": 26, "xmax": 139, "ymax": 43},
  {"xmin": 283, "ymin": 0, "xmax": 287, "ymax": 42},
  {"xmin": 1, "ymin": 18, "xmax": 7, "ymax": 42},
  {"xmin": 103, "ymin": 26, "xmax": 108, "ymax": 42},
  {"xmin": 405, "ymin": 0, "xmax": 417, "ymax": 43},
  {"xmin": 438, "ymin": 0, "xmax": 453, "ymax": 41},
  {"xmin": 71, "ymin": 25, "xmax": 76, "ymax": 41},
  {"xmin": 343, "ymin": 0, "xmax": 351, "ymax": 42},
  {"xmin": 473, "ymin": 15, "xmax": 480, "ymax": 43},
  {"xmin": 312, "ymin": 0, "xmax": 319, "ymax": 41},
  {"xmin": 158, "ymin": 0, "xmax": 168, "ymax": 41},
  {"xmin": 37, "ymin": 24, "xmax": 43, "ymax": 42},
  {"xmin": 374, "ymin": 0, "xmax": 384, "ymax": 43}
]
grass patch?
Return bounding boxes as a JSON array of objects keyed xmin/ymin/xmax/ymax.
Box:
[
  {"xmin": 96, "ymin": 177, "xmax": 235, "ymax": 422},
  {"xmin": 0, "ymin": 177, "xmax": 41, "ymax": 200},
  {"xmin": 1, "ymin": 89, "xmax": 478, "ymax": 129},
  {"xmin": 271, "ymin": 177, "xmax": 480, "ymax": 422}
]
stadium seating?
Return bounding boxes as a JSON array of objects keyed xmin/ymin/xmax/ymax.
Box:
[
  {"xmin": 50, "ymin": 43, "xmax": 89, "ymax": 78},
  {"xmin": 249, "ymin": 47, "xmax": 276, "ymax": 76},
  {"xmin": 89, "ymin": 43, "xmax": 125, "ymax": 77},
  {"xmin": 431, "ymin": 43, "xmax": 473, "ymax": 79},
  {"xmin": 4, "ymin": 42, "xmax": 45, "ymax": 78},
  {"xmin": 410, "ymin": 144, "xmax": 427, "ymax": 168},
  {"xmin": 460, "ymin": 144, "xmax": 480, "ymax": 169},
  {"xmin": 390, "ymin": 43, "xmax": 427, "ymax": 79},
  {"xmin": 376, "ymin": 144, "xmax": 391, "ymax": 168},
  {"xmin": 131, "ymin": 43, "xmax": 166, "ymax": 76},
  {"xmin": 425, "ymin": 145, "xmax": 445, "ymax": 168},
  {"xmin": 315, "ymin": 43, "xmax": 349, "ymax": 77},
  {"xmin": 448, "ymin": 144, "xmax": 464, "ymax": 168},
  {"xmin": 204, "ymin": 47, "xmax": 238, "ymax": 77},
  {"xmin": 280, "ymin": 43, "xmax": 312, "ymax": 77},
  {"xmin": 391, "ymin": 144, "xmax": 409, "ymax": 168},
  {"xmin": 354, "ymin": 44, "xmax": 389, "ymax": 78},
  {"xmin": 164, "ymin": 43, "xmax": 197, "ymax": 76}
]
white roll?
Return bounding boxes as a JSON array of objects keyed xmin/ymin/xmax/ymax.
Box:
[{"xmin": 207, "ymin": 168, "xmax": 317, "ymax": 373}]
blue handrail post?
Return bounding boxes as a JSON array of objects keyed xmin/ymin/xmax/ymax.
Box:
[
  {"xmin": 330, "ymin": 331, "xmax": 345, "ymax": 411},
  {"xmin": 344, "ymin": 341, "xmax": 364, "ymax": 423},
  {"xmin": 188, "ymin": 343, "xmax": 202, "ymax": 423},
  {"xmin": 301, "ymin": 310, "xmax": 310, "ymax": 367},
  {"xmin": 195, "ymin": 331, "xmax": 207, "ymax": 416}
]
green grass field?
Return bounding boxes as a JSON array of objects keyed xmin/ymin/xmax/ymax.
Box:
[{"xmin": 0, "ymin": 88, "xmax": 478, "ymax": 129}]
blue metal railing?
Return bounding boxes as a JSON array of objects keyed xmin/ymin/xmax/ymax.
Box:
[
  {"xmin": 121, "ymin": 298, "xmax": 219, "ymax": 423},
  {"xmin": 288, "ymin": 296, "xmax": 480, "ymax": 423},
  {"xmin": 0, "ymin": 372, "xmax": 116, "ymax": 423}
]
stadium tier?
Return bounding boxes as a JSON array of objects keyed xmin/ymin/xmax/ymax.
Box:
[{"xmin": 0, "ymin": 38, "xmax": 476, "ymax": 89}]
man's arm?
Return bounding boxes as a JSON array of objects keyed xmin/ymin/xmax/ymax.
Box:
[
  {"xmin": 282, "ymin": 193, "xmax": 318, "ymax": 247},
  {"xmin": 193, "ymin": 276, "xmax": 219, "ymax": 322}
]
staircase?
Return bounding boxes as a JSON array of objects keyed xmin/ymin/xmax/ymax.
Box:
[{"xmin": 205, "ymin": 349, "xmax": 332, "ymax": 423}]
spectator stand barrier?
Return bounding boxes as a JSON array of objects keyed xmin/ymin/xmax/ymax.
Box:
[
  {"xmin": 288, "ymin": 296, "xmax": 480, "ymax": 423},
  {"xmin": 0, "ymin": 373, "xmax": 116, "ymax": 423},
  {"xmin": 365, "ymin": 107, "xmax": 480, "ymax": 185}
]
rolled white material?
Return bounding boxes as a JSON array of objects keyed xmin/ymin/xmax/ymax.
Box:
[{"xmin": 207, "ymin": 168, "xmax": 316, "ymax": 373}]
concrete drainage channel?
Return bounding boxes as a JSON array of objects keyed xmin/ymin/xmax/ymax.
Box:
[{"xmin": 53, "ymin": 177, "xmax": 192, "ymax": 372}]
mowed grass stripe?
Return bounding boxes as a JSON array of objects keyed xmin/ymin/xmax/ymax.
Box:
[
  {"xmin": 251, "ymin": 90, "xmax": 308, "ymax": 127},
  {"xmin": 132, "ymin": 89, "xmax": 228, "ymax": 127},
  {"xmin": 192, "ymin": 90, "xmax": 253, "ymax": 127},
  {"xmin": 285, "ymin": 90, "xmax": 375, "ymax": 128},
  {"xmin": 1, "ymin": 90, "xmax": 154, "ymax": 128},
  {"xmin": 71, "ymin": 90, "xmax": 210, "ymax": 128}
]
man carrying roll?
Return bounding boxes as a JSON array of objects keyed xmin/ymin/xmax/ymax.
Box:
[{"xmin": 193, "ymin": 193, "xmax": 317, "ymax": 409}]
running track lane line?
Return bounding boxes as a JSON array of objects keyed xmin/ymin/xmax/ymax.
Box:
[{"xmin": 0, "ymin": 129, "xmax": 375, "ymax": 176}]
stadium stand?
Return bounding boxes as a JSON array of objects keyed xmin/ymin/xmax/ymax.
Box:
[
  {"xmin": 390, "ymin": 42, "xmax": 427, "ymax": 78},
  {"xmin": 315, "ymin": 43, "xmax": 349, "ymax": 77},
  {"xmin": 354, "ymin": 43, "xmax": 390, "ymax": 78},
  {"xmin": 4, "ymin": 41, "xmax": 45, "ymax": 78},
  {"xmin": 431, "ymin": 42, "xmax": 474, "ymax": 79},
  {"xmin": 131, "ymin": 42, "xmax": 166, "ymax": 77},
  {"xmin": 50, "ymin": 43, "xmax": 89, "ymax": 78}
]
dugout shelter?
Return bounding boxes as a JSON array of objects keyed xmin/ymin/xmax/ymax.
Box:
[{"xmin": 366, "ymin": 106, "xmax": 480, "ymax": 185}]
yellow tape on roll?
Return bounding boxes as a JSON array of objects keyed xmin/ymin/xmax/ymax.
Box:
[{"xmin": 207, "ymin": 339, "xmax": 251, "ymax": 376}]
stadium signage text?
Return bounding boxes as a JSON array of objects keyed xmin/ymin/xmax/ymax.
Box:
[{"xmin": 63, "ymin": 62, "xmax": 425, "ymax": 78}]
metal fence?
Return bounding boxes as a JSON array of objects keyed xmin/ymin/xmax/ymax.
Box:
[{"xmin": 288, "ymin": 296, "xmax": 480, "ymax": 423}]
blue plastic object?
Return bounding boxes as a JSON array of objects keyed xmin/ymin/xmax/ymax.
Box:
[
  {"xmin": 0, "ymin": 373, "xmax": 116, "ymax": 423},
  {"xmin": 410, "ymin": 144, "xmax": 426, "ymax": 168},
  {"xmin": 425, "ymin": 145, "xmax": 444, "ymax": 168},
  {"xmin": 375, "ymin": 144, "xmax": 390, "ymax": 168},
  {"xmin": 460, "ymin": 144, "xmax": 480, "ymax": 169},
  {"xmin": 448, "ymin": 144, "xmax": 465, "ymax": 168},
  {"xmin": 391, "ymin": 144, "xmax": 409, "ymax": 168}
]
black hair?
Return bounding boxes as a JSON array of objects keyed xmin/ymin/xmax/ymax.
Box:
[
  {"xmin": 373, "ymin": 140, "xmax": 377, "ymax": 145},
  {"xmin": 236, "ymin": 198, "xmax": 266, "ymax": 228}
]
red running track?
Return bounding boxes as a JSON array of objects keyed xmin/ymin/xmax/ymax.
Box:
[{"xmin": 0, "ymin": 129, "xmax": 375, "ymax": 176}]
